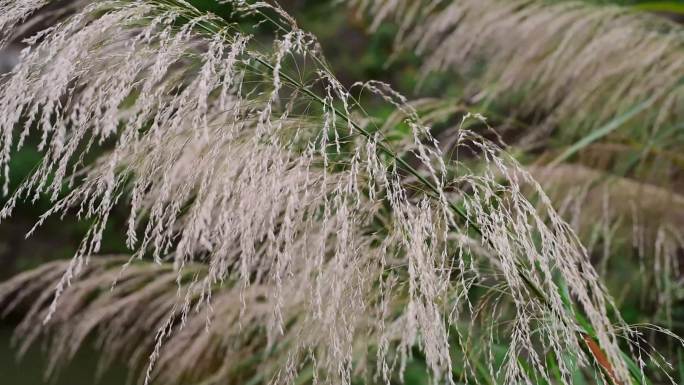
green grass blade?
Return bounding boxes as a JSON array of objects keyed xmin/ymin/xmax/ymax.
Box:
[
  {"xmin": 549, "ymin": 97, "xmax": 657, "ymax": 167},
  {"xmin": 634, "ymin": 2, "xmax": 684, "ymax": 14}
]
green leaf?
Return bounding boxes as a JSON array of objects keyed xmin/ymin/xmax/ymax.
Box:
[
  {"xmin": 549, "ymin": 96, "xmax": 657, "ymax": 167},
  {"xmin": 634, "ymin": 2, "xmax": 684, "ymax": 15}
]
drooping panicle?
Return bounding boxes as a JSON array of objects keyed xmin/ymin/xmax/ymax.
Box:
[{"xmin": 0, "ymin": 1, "xmax": 661, "ymax": 385}]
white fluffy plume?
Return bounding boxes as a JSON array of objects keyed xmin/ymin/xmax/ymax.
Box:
[{"xmin": 0, "ymin": 1, "xmax": 657, "ymax": 384}]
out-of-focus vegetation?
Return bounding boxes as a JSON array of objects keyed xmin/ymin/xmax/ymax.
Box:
[{"xmin": 1, "ymin": 0, "xmax": 683, "ymax": 384}]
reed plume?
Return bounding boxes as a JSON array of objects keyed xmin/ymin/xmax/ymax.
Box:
[
  {"xmin": 350, "ymin": 0, "xmax": 684, "ymax": 142},
  {"xmin": 351, "ymin": 0, "xmax": 684, "ymax": 347},
  {"xmin": 0, "ymin": 1, "xmax": 674, "ymax": 384}
]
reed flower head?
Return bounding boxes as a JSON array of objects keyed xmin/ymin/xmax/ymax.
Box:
[
  {"xmin": 350, "ymin": 0, "xmax": 684, "ymax": 140},
  {"xmin": 0, "ymin": 1, "xmax": 674, "ymax": 384}
]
